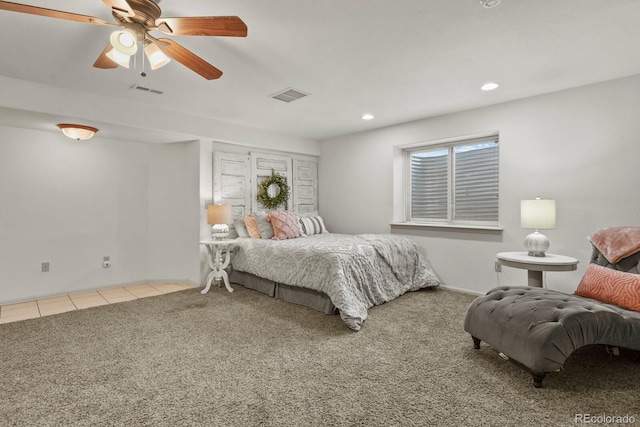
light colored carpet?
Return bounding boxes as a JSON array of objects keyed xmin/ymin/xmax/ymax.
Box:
[{"xmin": 1, "ymin": 284, "xmax": 638, "ymax": 426}]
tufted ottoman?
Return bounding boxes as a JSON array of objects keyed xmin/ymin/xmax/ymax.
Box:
[{"xmin": 464, "ymin": 286, "xmax": 640, "ymax": 387}]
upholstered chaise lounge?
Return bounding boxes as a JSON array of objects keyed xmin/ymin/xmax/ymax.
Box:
[{"xmin": 464, "ymin": 227, "xmax": 640, "ymax": 388}]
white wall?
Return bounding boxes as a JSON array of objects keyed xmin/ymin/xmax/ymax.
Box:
[
  {"xmin": 147, "ymin": 141, "xmax": 201, "ymax": 284},
  {"xmin": 319, "ymin": 75, "xmax": 640, "ymax": 295},
  {"xmin": 0, "ymin": 127, "xmax": 203, "ymax": 304},
  {"xmin": 0, "ymin": 127, "xmax": 150, "ymax": 303}
]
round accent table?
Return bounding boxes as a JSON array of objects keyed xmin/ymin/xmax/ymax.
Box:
[
  {"xmin": 496, "ymin": 252, "xmax": 579, "ymax": 288},
  {"xmin": 200, "ymin": 239, "xmax": 236, "ymax": 294}
]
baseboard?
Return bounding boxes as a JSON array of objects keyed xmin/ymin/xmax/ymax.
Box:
[{"xmin": 437, "ymin": 284, "xmax": 484, "ymax": 296}]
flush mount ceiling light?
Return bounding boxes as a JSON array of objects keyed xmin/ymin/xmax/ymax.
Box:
[
  {"xmin": 57, "ymin": 124, "xmax": 98, "ymax": 141},
  {"xmin": 362, "ymin": 114, "xmax": 374, "ymax": 120},
  {"xmin": 480, "ymin": 0, "xmax": 501, "ymax": 8},
  {"xmin": 481, "ymin": 82, "xmax": 500, "ymax": 91}
]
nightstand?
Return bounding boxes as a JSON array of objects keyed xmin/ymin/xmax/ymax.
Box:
[
  {"xmin": 200, "ymin": 239, "xmax": 236, "ymax": 294},
  {"xmin": 496, "ymin": 252, "xmax": 579, "ymax": 288}
]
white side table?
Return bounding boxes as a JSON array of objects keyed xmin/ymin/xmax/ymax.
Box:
[
  {"xmin": 496, "ymin": 252, "xmax": 579, "ymax": 288},
  {"xmin": 200, "ymin": 239, "xmax": 236, "ymax": 294}
]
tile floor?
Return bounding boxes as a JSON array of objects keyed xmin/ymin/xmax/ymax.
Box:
[{"xmin": 0, "ymin": 283, "xmax": 195, "ymax": 325}]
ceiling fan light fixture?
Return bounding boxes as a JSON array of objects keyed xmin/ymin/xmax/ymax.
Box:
[
  {"xmin": 57, "ymin": 124, "xmax": 98, "ymax": 141},
  {"xmin": 109, "ymin": 29, "xmax": 137, "ymax": 55},
  {"xmin": 106, "ymin": 48, "xmax": 131, "ymax": 68},
  {"xmin": 144, "ymin": 43, "xmax": 171, "ymax": 70}
]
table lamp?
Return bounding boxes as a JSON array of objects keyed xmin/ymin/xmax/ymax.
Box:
[
  {"xmin": 521, "ymin": 197, "xmax": 556, "ymax": 257},
  {"xmin": 207, "ymin": 204, "xmax": 233, "ymax": 240}
]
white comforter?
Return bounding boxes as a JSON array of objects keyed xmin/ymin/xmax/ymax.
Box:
[{"xmin": 231, "ymin": 233, "xmax": 440, "ymax": 330}]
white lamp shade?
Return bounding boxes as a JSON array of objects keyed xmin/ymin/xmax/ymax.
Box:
[
  {"xmin": 521, "ymin": 199, "xmax": 556, "ymax": 230},
  {"xmin": 106, "ymin": 48, "xmax": 131, "ymax": 68},
  {"xmin": 144, "ymin": 43, "xmax": 171, "ymax": 70},
  {"xmin": 110, "ymin": 29, "xmax": 138, "ymax": 55}
]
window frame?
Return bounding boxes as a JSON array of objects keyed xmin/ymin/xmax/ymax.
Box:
[{"xmin": 403, "ymin": 134, "xmax": 500, "ymax": 229}]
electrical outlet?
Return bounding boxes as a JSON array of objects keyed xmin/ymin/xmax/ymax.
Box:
[
  {"xmin": 494, "ymin": 261, "xmax": 501, "ymax": 272},
  {"xmin": 41, "ymin": 262, "xmax": 50, "ymax": 272}
]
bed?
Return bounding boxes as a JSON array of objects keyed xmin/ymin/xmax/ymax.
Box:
[{"xmin": 229, "ymin": 233, "xmax": 440, "ymax": 331}]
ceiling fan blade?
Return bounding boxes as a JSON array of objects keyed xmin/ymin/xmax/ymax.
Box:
[
  {"xmin": 102, "ymin": 0, "xmax": 134, "ymax": 18},
  {"xmin": 156, "ymin": 38, "xmax": 223, "ymax": 80},
  {"xmin": 156, "ymin": 16, "xmax": 247, "ymax": 37},
  {"xmin": 93, "ymin": 43, "xmax": 118, "ymax": 69},
  {"xmin": 0, "ymin": 0, "xmax": 113, "ymax": 26}
]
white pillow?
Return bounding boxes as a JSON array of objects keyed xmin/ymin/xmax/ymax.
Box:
[
  {"xmin": 298, "ymin": 215, "xmax": 328, "ymax": 236},
  {"xmin": 233, "ymin": 219, "xmax": 249, "ymax": 238}
]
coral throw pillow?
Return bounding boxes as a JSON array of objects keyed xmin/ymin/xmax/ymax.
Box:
[
  {"xmin": 268, "ymin": 210, "xmax": 301, "ymax": 240},
  {"xmin": 575, "ymin": 264, "xmax": 640, "ymax": 311},
  {"xmin": 243, "ymin": 215, "xmax": 261, "ymax": 239}
]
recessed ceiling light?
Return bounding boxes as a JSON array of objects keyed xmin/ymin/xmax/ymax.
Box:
[
  {"xmin": 362, "ymin": 114, "xmax": 374, "ymax": 120},
  {"xmin": 481, "ymin": 82, "xmax": 499, "ymax": 91}
]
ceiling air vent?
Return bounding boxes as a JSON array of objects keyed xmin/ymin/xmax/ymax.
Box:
[
  {"xmin": 271, "ymin": 88, "xmax": 309, "ymax": 103},
  {"xmin": 130, "ymin": 84, "xmax": 163, "ymax": 95}
]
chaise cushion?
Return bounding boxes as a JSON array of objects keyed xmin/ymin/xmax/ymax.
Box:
[{"xmin": 463, "ymin": 286, "xmax": 640, "ymax": 374}]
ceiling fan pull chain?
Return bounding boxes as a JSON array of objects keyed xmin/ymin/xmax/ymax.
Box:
[{"xmin": 140, "ymin": 34, "xmax": 146, "ymax": 77}]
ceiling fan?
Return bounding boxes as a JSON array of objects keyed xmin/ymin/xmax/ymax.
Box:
[{"xmin": 0, "ymin": 0, "xmax": 247, "ymax": 79}]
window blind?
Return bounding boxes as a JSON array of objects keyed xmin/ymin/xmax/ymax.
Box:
[
  {"xmin": 411, "ymin": 151, "xmax": 448, "ymax": 219},
  {"xmin": 407, "ymin": 136, "xmax": 499, "ymax": 225},
  {"xmin": 453, "ymin": 143, "xmax": 499, "ymax": 222}
]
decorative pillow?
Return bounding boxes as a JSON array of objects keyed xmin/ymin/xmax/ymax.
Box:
[
  {"xmin": 268, "ymin": 210, "xmax": 301, "ymax": 240},
  {"xmin": 575, "ymin": 264, "xmax": 640, "ymax": 311},
  {"xmin": 254, "ymin": 211, "xmax": 275, "ymax": 239},
  {"xmin": 234, "ymin": 219, "xmax": 249, "ymax": 238},
  {"xmin": 243, "ymin": 215, "xmax": 261, "ymax": 239},
  {"xmin": 299, "ymin": 215, "xmax": 328, "ymax": 236}
]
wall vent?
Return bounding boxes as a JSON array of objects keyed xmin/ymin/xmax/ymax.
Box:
[
  {"xmin": 130, "ymin": 84, "xmax": 163, "ymax": 95},
  {"xmin": 270, "ymin": 88, "xmax": 309, "ymax": 103}
]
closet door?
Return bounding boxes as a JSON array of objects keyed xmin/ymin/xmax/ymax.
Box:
[
  {"xmin": 251, "ymin": 152, "xmax": 293, "ymax": 212},
  {"xmin": 293, "ymin": 159, "xmax": 318, "ymax": 215},
  {"xmin": 213, "ymin": 151, "xmax": 251, "ymax": 219}
]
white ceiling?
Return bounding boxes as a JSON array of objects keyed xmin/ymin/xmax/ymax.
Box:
[{"xmin": 0, "ymin": 0, "xmax": 639, "ymax": 143}]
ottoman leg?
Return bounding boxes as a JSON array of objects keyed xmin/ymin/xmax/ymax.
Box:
[
  {"xmin": 472, "ymin": 336, "xmax": 481, "ymax": 349},
  {"xmin": 532, "ymin": 372, "xmax": 546, "ymax": 388}
]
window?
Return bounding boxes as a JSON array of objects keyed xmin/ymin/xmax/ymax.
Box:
[{"xmin": 405, "ymin": 135, "xmax": 499, "ymax": 227}]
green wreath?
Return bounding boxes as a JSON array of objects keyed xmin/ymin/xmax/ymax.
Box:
[{"xmin": 257, "ymin": 172, "xmax": 290, "ymax": 209}]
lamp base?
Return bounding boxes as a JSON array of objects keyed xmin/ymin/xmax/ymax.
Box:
[
  {"xmin": 524, "ymin": 231, "xmax": 549, "ymax": 257},
  {"xmin": 211, "ymin": 224, "xmax": 229, "ymax": 240}
]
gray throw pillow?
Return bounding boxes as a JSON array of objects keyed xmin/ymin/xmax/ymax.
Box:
[{"xmin": 254, "ymin": 211, "xmax": 274, "ymax": 239}]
